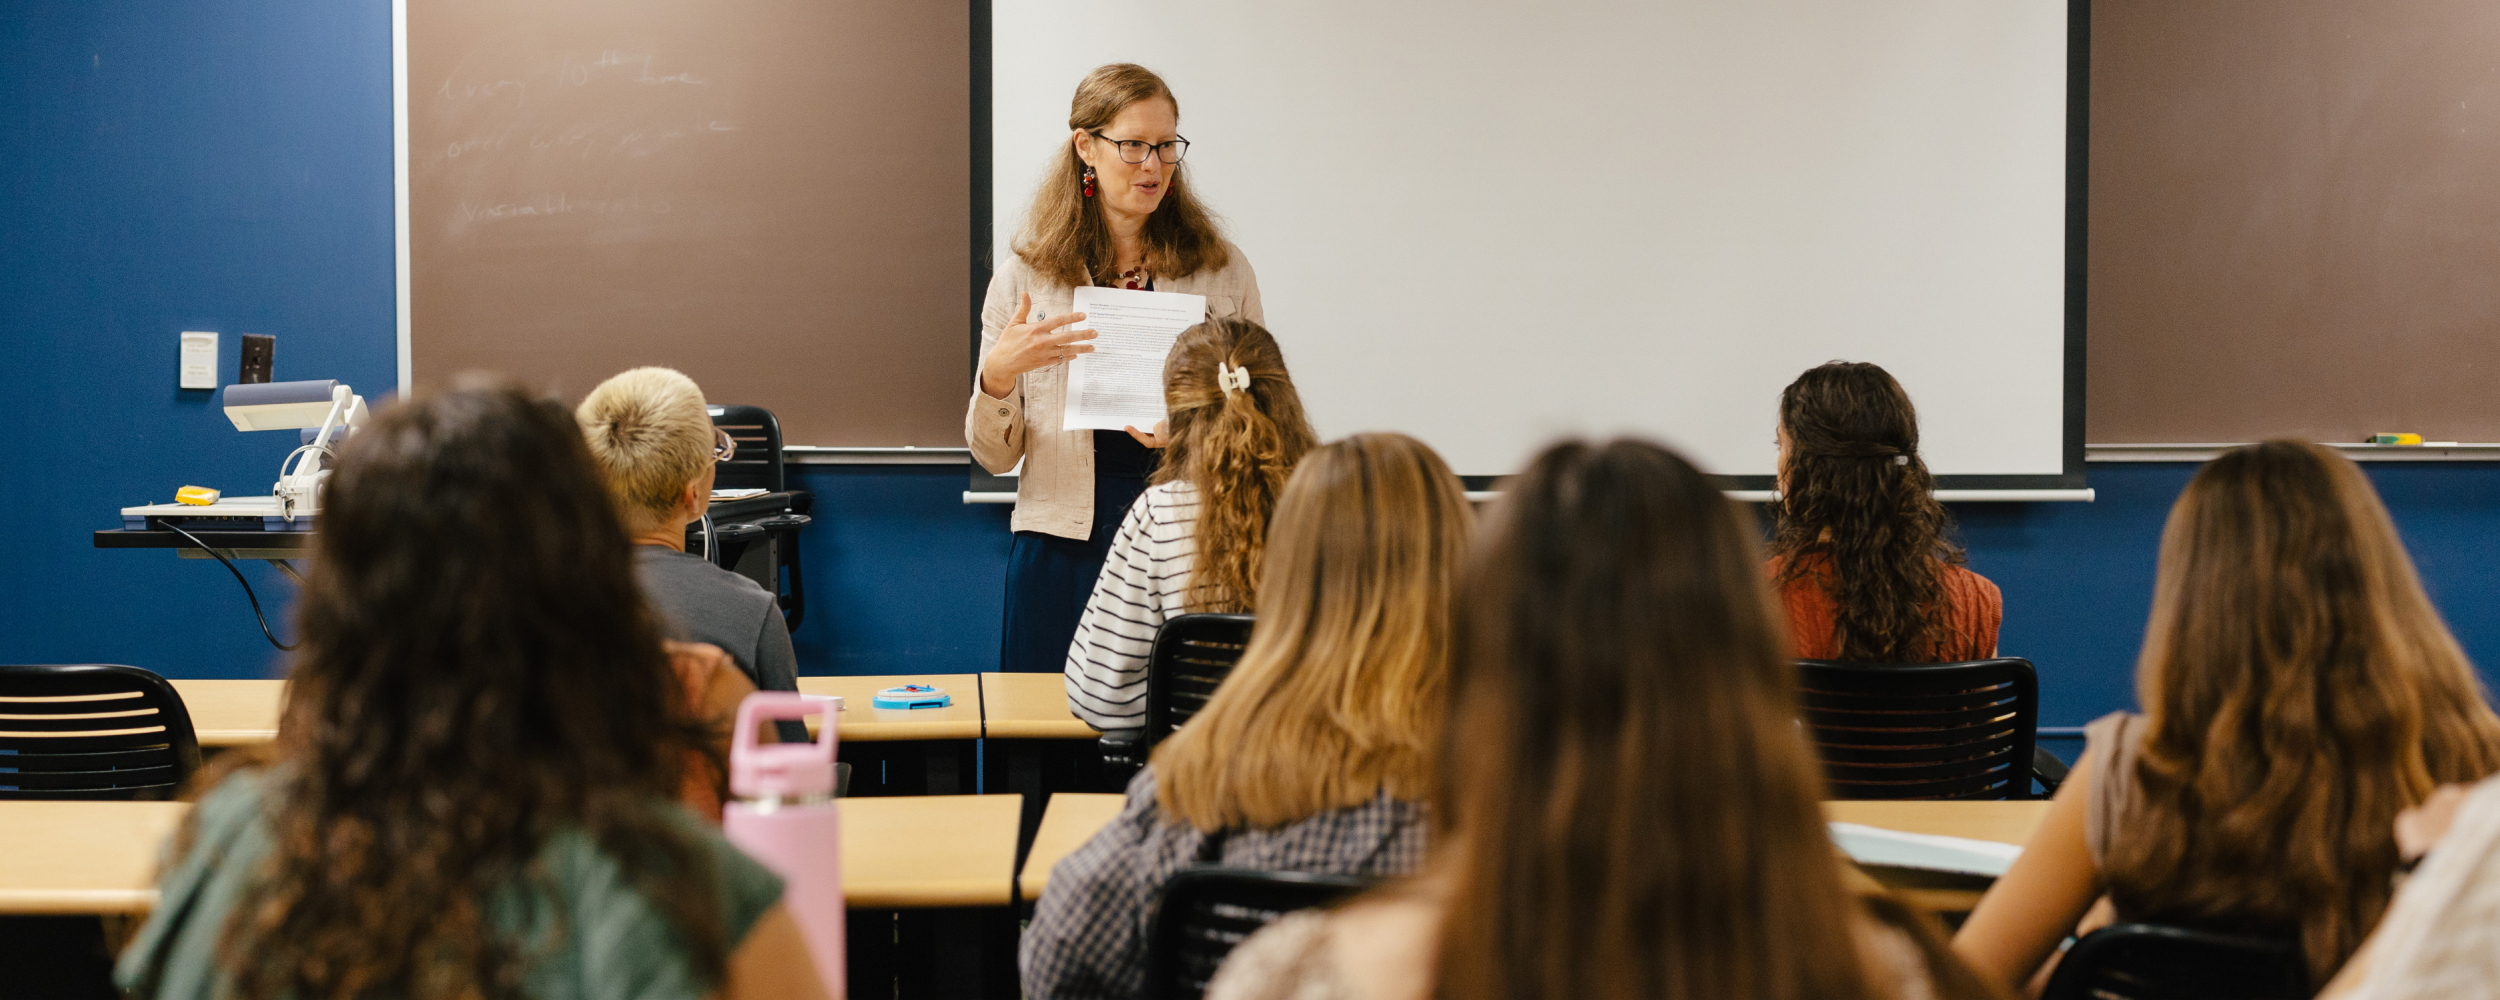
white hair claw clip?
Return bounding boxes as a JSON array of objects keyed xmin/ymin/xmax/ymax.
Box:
[{"xmin": 1217, "ymin": 361, "xmax": 1253, "ymax": 394}]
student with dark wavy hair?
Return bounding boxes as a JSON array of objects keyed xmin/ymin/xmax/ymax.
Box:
[
  {"xmin": 1954, "ymin": 441, "xmax": 2500, "ymax": 994},
  {"xmin": 1769, "ymin": 361, "xmax": 2000, "ymax": 662},
  {"xmin": 115, "ymin": 382, "xmax": 824, "ymax": 1000},
  {"xmin": 1205, "ymin": 438, "xmax": 2000, "ymax": 1000},
  {"xmin": 1062, "ymin": 317, "xmax": 1318, "ymax": 730}
]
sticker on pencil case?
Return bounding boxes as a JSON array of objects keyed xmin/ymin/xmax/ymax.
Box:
[{"xmin": 872, "ymin": 684, "xmax": 951, "ymax": 710}]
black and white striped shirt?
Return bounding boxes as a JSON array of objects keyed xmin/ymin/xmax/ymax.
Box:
[{"xmin": 1063, "ymin": 481, "xmax": 1201, "ymax": 731}]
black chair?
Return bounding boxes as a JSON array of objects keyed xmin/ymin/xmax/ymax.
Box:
[
  {"xmin": 2041, "ymin": 923, "xmax": 2305, "ymax": 1000},
  {"xmin": 1797, "ymin": 657, "xmax": 2063, "ymax": 800},
  {"xmin": 0, "ymin": 664, "xmax": 200, "ymax": 999},
  {"xmin": 0, "ymin": 663, "xmax": 199, "ymax": 800},
  {"xmin": 703, "ymin": 404, "xmax": 814, "ymax": 630},
  {"xmin": 1100, "ymin": 614, "xmax": 1257, "ymax": 783},
  {"xmin": 1144, "ymin": 867, "xmax": 1374, "ymax": 1000}
]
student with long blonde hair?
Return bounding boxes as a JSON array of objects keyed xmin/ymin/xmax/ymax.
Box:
[
  {"xmin": 1955, "ymin": 441, "xmax": 2500, "ymax": 993},
  {"xmin": 1062, "ymin": 317, "xmax": 1318, "ymax": 730},
  {"xmin": 1021, "ymin": 433, "xmax": 1471, "ymax": 1000},
  {"xmin": 1206, "ymin": 438, "xmax": 1997, "ymax": 1000}
]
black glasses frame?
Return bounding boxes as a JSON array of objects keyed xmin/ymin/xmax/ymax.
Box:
[{"xmin": 1087, "ymin": 130, "xmax": 1190, "ymax": 165}]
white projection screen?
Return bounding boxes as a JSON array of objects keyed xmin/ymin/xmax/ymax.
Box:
[{"xmin": 988, "ymin": 0, "xmax": 2084, "ymax": 490}]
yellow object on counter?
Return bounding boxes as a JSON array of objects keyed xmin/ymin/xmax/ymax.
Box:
[{"xmin": 175, "ymin": 486, "xmax": 221, "ymax": 506}]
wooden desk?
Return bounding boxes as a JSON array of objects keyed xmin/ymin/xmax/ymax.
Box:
[
  {"xmin": 1, "ymin": 795, "xmax": 1024, "ymax": 916},
  {"xmin": 1008, "ymin": 796, "xmax": 2050, "ymax": 911},
  {"xmin": 1824, "ymin": 799, "xmax": 2052, "ymax": 847},
  {"xmin": 977, "ymin": 672, "xmax": 1094, "ymax": 739},
  {"xmin": 841, "ymin": 794, "xmax": 1024, "ymax": 909},
  {"xmin": 796, "ymin": 675, "xmax": 982, "ymax": 742},
  {"xmin": 156, "ymin": 676, "xmax": 990, "ymax": 747},
  {"xmin": 168, "ymin": 679, "xmax": 284, "ymax": 747},
  {"xmin": 0, "ymin": 801, "xmax": 187, "ymax": 914},
  {"xmin": 1824, "ymin": 800, "xmax": 2051, "ymax": 914},
  {"xmin": 1019, "ymin": 793, "xmax": 1126, "ymax": 901}
]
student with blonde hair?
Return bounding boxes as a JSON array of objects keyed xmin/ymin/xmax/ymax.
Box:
[
  {"xmin": 1205, "ymin": 439, "xmax": 1997, "ymax": 1000},
  {"xmin": 577, "ymin": 368, "xmax": 803, "ymax": 739},
  {"xmin": 1955, "ymin": 441, "xmax": 2500, "ymax": 994},
  {"xmin": 1063, "ymin": 317, "xmax": 1318, "ymax": 730},
  {"xmin": 1021, "ymin": 433, "xmax": 1472, "ymax": 1000}
]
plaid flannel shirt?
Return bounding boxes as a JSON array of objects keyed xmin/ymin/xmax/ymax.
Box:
[{"xmin": 1018, "ymin": 766, "xmax": 1430, "ymax": 1000}]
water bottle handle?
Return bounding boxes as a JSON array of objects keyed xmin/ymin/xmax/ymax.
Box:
[{"xmin": 731, "ymin": 692, "xmax": 837, "ymax": 764}]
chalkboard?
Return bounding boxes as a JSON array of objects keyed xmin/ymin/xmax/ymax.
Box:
[
  {"xmin": 407, "ymin": 0, "xmax": 969, "ymax": 446},
  {"xmin": 2090, "ymin": 0, "xmax": 2500, "ymax": 444}
]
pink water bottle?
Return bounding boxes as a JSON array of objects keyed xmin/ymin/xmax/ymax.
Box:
[{"xmin": 722, "ymin": 692, "xmax": 845, "ymax": 998}]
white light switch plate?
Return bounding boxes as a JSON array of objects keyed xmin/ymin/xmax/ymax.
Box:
[{"xmin": 179, "ymin": 331, "xmax": 218, "ymax": 389}]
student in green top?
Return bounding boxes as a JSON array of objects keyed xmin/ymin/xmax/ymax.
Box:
[{"xmin": 116, "ymin": 381, "xmax": 828, "ymax": 1000}]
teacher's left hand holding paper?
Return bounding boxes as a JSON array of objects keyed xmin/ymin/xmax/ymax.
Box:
[{"xmin": 978, "ymin": 291, "xmax": 1097, "ymax": 399}]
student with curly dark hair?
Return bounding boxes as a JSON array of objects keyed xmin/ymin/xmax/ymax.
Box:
[
  {"xmin": 116, "ymin": 381, "xmax": 824, "ymax": 1000},
  {"xmin": 1768, "ymin": 361, "xmax": 2000, "ymax": 662}
]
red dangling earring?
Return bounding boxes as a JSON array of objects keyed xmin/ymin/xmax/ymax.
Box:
[{"xmin": 1082, "ymin": 166, "xmax": 1096, "ymax": 199}]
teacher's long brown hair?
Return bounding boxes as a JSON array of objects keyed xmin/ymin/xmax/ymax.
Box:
[
  {"xmin": 212, "ymin": 382, "xmax": 728, "ymax": 1000},
  {"xmin": 2108, "ymin": 440, "xmax": 2500, "ymax": 985},
  {"xmin": 1015, "ymin": 63, "xmax": 1231, "ymax": 287},
  {"xmin": 1435, "ymin": 439, "xmax": 1994, "ymax": 1000}
]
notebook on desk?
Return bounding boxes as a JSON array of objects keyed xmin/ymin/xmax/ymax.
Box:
[{"xmin": 1829, "ymin": 822, "xmax": 2024, "ymax": 878}]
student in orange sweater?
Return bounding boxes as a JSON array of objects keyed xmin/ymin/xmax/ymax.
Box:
[{"xmin": 1767, "ymin": 361, "xmax": 2000, "ymax": 662}]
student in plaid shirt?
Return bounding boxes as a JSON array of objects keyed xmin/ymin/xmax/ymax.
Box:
[{"xmin": 1020, "ymin": 434, "xmax": 1476, "ymax": 1000}]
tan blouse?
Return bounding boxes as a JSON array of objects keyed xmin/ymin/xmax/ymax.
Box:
[
  {"xmin": 2082, "ymin": 710, "xmax": 2148, "ymax": 870},
  {"xmin": 965, "ymin": 246, "xmax": 1264, "ymax": 540}
]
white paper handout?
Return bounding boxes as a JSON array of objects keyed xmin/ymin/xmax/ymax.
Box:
[
  {"xmin": 1060, "ymin": 285, "xmax": 1207, "ymax": 432},
  {"xmin": 1827, "ymin": 822, "xmax": 2024, "ymax": 877}
]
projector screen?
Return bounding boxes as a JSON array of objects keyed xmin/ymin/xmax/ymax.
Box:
[{"xmin": 989, "ymin": 0, "xmax": 2082, "ymax": 487}]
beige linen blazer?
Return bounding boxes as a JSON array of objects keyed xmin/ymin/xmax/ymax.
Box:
[{"xmin": 966, "ymin": 244, "xmax": 1263, "ymax": 540}]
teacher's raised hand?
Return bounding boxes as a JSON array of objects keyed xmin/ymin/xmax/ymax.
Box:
[{"xmin": 979, "ymin": 291, "xmax": 1097, "ymax": 399}]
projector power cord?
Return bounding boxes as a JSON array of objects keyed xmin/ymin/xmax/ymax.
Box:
[{"xmin": 162, "ymin": 521, "xmax": 299, "ymax": 652}]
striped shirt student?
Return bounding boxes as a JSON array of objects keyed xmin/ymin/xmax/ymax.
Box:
[
  {"xmin": 1063, "ymin": 482, "xmax": 1202, "ymax": 729},
  {"xmin": 1055, "ymin": 318, "xmax": 1318, "ymax": 732}
]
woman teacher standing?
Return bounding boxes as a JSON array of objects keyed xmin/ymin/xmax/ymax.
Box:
[{"xmin": 969, "ymin": 63, "xmax": 1264, "ymax": 674}]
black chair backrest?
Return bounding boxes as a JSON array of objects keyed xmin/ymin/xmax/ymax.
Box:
[
  {"xmin": 709, "ymin": 404, "xmax": 785, "ymax": 493},
  {"xmin": 1145, "ymin": 613, "xmax": 1257, "ymax": 751},
  {"xmin": 0, "ymin": 664, "xmax": 200, "ymax": 800},
  {"xmin": 1145, "ymin": 867, "xmax": 1374, "ymax": 1000},
  {"xmin": 1797, "ymin": 657, "xmax": 2040, "ymax": 800},
  {"xmin": 2042, "ymin": 923, "xmax": 2305, "ymax": 1000}
]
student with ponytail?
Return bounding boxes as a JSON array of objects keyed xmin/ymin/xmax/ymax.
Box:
[
  {"xmin": 1769, "ymin": 361, "xmax": 2001, "ymax": 663},
  {"xmin": 1061, "ymin": 317, "xmax": 1319, "ymax": 730}
]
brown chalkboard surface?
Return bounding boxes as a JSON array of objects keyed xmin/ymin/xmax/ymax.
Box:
[
  {"xmin": 2091, "ymin": 0, "xmax": 2500, "ymax": 444},
  {"xmin": 408, "ymin": 0, "xmax": 968, "ymax": 445}
]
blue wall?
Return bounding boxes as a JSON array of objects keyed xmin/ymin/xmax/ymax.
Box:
[
  {"xmin": 11, "ymin": 4, "xmax": 2500, "ymax": 732},
  {"xmin": 0, "ymin": 2, "xmax": 396, "ymax": 679}
]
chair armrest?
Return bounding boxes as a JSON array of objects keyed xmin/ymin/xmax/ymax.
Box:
[
  {"xmin": 2032, "ymin": 745, "xmax": 2071, "ymax": 798},
  {"xmin": 1100, "ymin": 728, "xmax": 1144, "ymax": 785}
]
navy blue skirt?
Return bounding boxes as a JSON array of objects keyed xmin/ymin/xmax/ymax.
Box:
[{"xmin": 998, "ymin": 431, "xmax": 1157, "ymax": 673}]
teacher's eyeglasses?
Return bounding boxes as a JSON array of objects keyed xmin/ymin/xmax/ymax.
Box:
[
  {"xmin": 714, "ymin": 427, "xmax": 738, "ymax": 463},
  {"xmin": 1088, "ymin": 131, "xmax": 1190, "ymax": 165}
]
